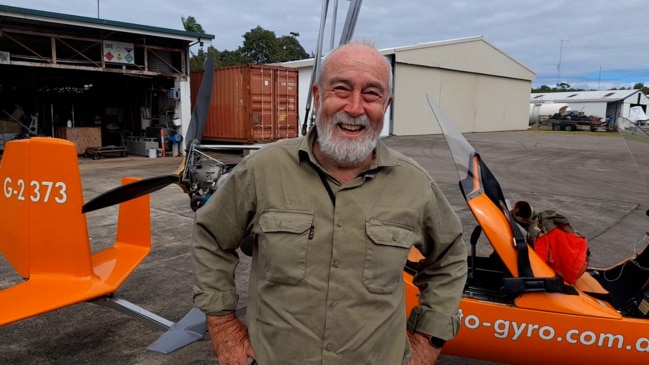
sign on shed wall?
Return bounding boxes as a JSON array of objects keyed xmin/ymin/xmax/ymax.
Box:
[{"xmin": 103, "ymin": 41, "xmax": 135, "ymax": 64}]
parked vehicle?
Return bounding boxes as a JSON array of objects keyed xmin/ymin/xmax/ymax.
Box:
[{"xmin": 549, "ymin": 111, "xmax": 606, "ymax": 131}]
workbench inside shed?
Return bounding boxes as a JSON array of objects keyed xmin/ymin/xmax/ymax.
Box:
[{"xmin": 125, "ymin": 137, "xmax": 159, "ymax": 156}]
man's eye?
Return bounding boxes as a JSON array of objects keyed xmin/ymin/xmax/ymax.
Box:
[
  {"xmin": 363, "ymin": 92, "xmax": 381, "ymax": 102},
  {"xmin": 333, "ymin": 87, "xmax": 351, "ymax": 96}
]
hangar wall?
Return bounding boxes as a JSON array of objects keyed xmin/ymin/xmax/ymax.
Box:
[
  {"xmin": 389, "ymin": 37, "xmax": 534, "ymax": 136},
  {"xmin": 392, "ymin": 65, "xmax": 532, "ymax": 135}
]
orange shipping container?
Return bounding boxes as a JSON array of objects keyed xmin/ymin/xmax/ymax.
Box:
[{"xmin": 191, "ymin": 65, "xmax": 299, "ymax": 143}]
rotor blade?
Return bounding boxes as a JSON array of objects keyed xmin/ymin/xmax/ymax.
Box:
[
  {"xmin": 81, "ymin": 175, "xmax": 179, "ymax": 213},
  {"xmin": 185, "ymin": 53, "xmax": 215, "ymax": 151},
  {"xmin": 338, "ymin": 0, "xmax": 362, "ymax": 45},
  {"xmin": 301, "ymin": 0, "xmax": 329, "ymax": 135}
]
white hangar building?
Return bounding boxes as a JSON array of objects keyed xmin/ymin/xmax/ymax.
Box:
[
  {"xmin": 531, "ymin": 90, "xmax": 649, "ymax": 122},
  {"xmin": 280, "ymin": 36, "xmax": 535, "ymax": 136}
]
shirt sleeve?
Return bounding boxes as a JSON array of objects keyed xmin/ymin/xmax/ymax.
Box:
[
  {"xmin": 407, "ymin": 181, "xmax": 468, "ymax": 341},
  {"xmin": 191, "ymin": 158, "xmax": 255, "ymax": 316}
]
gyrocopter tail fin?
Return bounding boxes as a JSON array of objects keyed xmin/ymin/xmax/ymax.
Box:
[{"xmin": 0, "ymin": 137, "xmax": 151, "ymax": 325}]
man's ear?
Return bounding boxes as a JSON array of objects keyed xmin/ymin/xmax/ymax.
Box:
[
  {"xmin": 384, "ymin": 96, "xmax": 393, "ymax": 112},
  {"xmin": 312, "ymin": 84, "xmax": 320, "ymax": 113}
]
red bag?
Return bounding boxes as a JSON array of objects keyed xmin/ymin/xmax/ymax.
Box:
[
  {"xmin": 533, "ymin": 225, "xmax": 589, "ymax": 284},
  {"xmin": 512, "ymin": 201, "xmax": 590, "ymax": 284}
]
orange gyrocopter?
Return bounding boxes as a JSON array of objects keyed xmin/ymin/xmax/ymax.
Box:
[{"xmin": 398, "ymin": 97, "xmax": 649, "ymax": 364}]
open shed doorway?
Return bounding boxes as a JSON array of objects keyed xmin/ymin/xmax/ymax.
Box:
[{"xmin": 0, "ymin": 64, "xmax": 178, "ymax": 150}]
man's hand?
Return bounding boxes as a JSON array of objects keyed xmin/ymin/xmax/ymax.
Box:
[
  {"xmin": 407, "ymin": 332, "xmax": 442, "ymax": 365},
  {"xmin": 207, "ymin": 313, "xmax": 255, "ymax": 365}
]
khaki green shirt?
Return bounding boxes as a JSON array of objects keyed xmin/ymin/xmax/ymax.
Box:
[{"xmin": 192, "ymin": 128, "xmax": 467, "ymax": 365}]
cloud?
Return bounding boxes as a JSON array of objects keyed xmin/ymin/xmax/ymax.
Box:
[{"xmin": 5, "ymin": 0, "xmax": 649, "ymax": 88}]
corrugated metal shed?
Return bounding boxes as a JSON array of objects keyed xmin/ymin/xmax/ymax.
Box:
[
  {"xmin": 0, "ymin": 4, "xmax": 215, "ymax": 153},
  {"xmin": 280, "ymin": 36, "xmax": 535, "ymax": 135},
  {"xmin": 531, "ymin": 90, "xmax": 649, "ymax": 121}
]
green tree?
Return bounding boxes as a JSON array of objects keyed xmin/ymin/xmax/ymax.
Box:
[
  {"xmin": 277, "ymin": 33, "xmax": 309, "ymax": 62},
  {"xmin": 240, "ymin": 26, "xmax": 280, "ymax": 64},
  {"xmin": 182, "ymin": 15, "xmax": 206, "ymax": 70},
  {"xmin": 218, "ymin": 49, "xmax": 249, "ymax": 67},
  {"xmin": 238, "ymin": 26, "xmax": 309, "ymax": 65},
  {"xmin": 532, "ymin": 84, "xmax": 554, "ymax": 93},
  {"xmin": 181, "ymin": 15, "xmax": 205, "ymax": 34},
  {"xmin": 633, "ymin": 83, "xmax": 649, "ymax": 95},
  {"xmin": 189, "ymin": 46, "xmax": 221, "ymax": 71},
  {"xmin": 189, "ymin": 47, "xmax": 206, "ymax": 71},
  {"xmin": 186, "ymin": 25, "xmax": 309, "ymax": 70},
  {"xmin": 532, "ymin": 83, "xmax": 589, "ymax": 93}
]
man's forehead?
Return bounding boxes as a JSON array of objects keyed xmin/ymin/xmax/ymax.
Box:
[
  {"xmin": 323, "ymin": 46, "xmax": 389, "ymax": 83},
  {"xmin": 329, "ymin": 44, "xmax": 382, "ymax": 64}
]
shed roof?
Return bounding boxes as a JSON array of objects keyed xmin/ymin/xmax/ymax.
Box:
[
  {"xmin": 280, "ymin": 36, "xmax": 535, "ymax": 81},
  {"xmin": 0, "ymin": 4, "xmax": 215, "ymax": 43},
  {"xmin": 531, "ymin": 90, "xmax": 641, "ymax": 103},
  {"xmin": 387, "ymin": 36, "xmax": 533, "ymax": 73},
  {"xmin": 387, "ymin": 36, "xmax": 535, "ymax": 81}
]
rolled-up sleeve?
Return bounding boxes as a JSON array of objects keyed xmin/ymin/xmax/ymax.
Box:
[
  {"xmin": 407, "ymin": 181, "xmax": 467, "ymax": 340},
  {"xmin": 191, "ymin": 159, "xmax": 255, "ymax": 315}
]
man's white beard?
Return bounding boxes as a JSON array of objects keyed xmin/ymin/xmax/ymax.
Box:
[{"xmin": 316, "ymin": 110, "xmax": 381, "ymax": 167}]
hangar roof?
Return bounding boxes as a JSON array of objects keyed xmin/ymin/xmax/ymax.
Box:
[
  {"xmin": 280, "ymin": 36, "xmax": 535, "ymax": 81},
  {"xmin": 531, "ymin": 90, "xmax": 642, "ymax": 103}
]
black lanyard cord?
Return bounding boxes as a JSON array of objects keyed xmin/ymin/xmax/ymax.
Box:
[{"xmin": 312, "ymin": 163, "xmax": 336, "ymax": 207}]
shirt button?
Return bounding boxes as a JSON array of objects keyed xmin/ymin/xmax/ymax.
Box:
[
  {"xmin": 325, "ymin": 343, "xmax": 333, "ymax": 351},
  {"xmin": 333, "ymin": 260, "xmax": 340, "ymax": 268},
  {"xmin": 336, "ymin": 221, "xmax": 343, "ymax": 227},
  {"xmin": 392, "ymin": 234, "xmax": 399, "ymax": 241},
  {"xmin": 329, "ymin": 301, "xmax": 337, "ymax": 307}
]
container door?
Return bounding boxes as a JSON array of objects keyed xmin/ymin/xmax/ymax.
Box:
[
  {"xmin": 249, "ymin": 66, "xmax": 275, "ymax": 142},
  {"xmin": 274, "ymin": 68, "xmax": 299, "ymax": 140}
]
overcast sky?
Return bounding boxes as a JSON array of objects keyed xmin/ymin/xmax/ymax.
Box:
[{"xmin": 4, "ymin": 0, "xmax": 649, "ymax": 90}]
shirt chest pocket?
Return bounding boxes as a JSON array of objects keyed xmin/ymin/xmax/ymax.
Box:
[
  {"xmin": 257, "ymin": 210, "xmax": 314, "ymax": 285},
  {"xmin": 363, "ymin": 220, "xmax": 415, "ymax": 294}
]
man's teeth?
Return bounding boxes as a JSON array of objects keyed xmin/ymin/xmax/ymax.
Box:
[{"xmin": 339, "ymin": 124, "xmax": 363, "ymax": 131}]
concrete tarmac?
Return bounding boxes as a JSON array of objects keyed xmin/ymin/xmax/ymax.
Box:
[{"xmin": 2, "ymin": 129, "xmax": 648, "ymax": 364}]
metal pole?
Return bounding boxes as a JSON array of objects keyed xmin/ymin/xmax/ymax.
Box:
[
  {"xmin": 330, "ymin": 0, "xmax": 338, "ymax": 51},
  {"xmin": 339, "ymin": 0, "xmax": 362, "ymax": 45},
  {"xmin": 557, "ymin": 39, "xmax": 568, "ymax": 87},
  {"xmin": 50, "ymin": 104, "xmax": 54, "ymax": 136},
  {"xmin": 597, "ymin": 66, "xmax": 602, "ymax": 91},
  {"xmin": 301, "ymin": 0, "xmax": 329, "ymax": 135}
]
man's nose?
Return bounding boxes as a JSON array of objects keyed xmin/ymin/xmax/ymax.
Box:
[{"xmin": 344, "ymin": 91, "xmax": 364, "ymax": 117}]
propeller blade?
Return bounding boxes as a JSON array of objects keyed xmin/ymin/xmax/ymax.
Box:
[
  {"xmin": 83, "ymin": 54, "xmax": 215, "ymax": 214},
  {"xmin": 82, "ymin": 175, "xmax": 179, "ymax": 213},
  {"xmin": 185, "ymin": 53, "xmax": 215, "ymax": 151}
]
